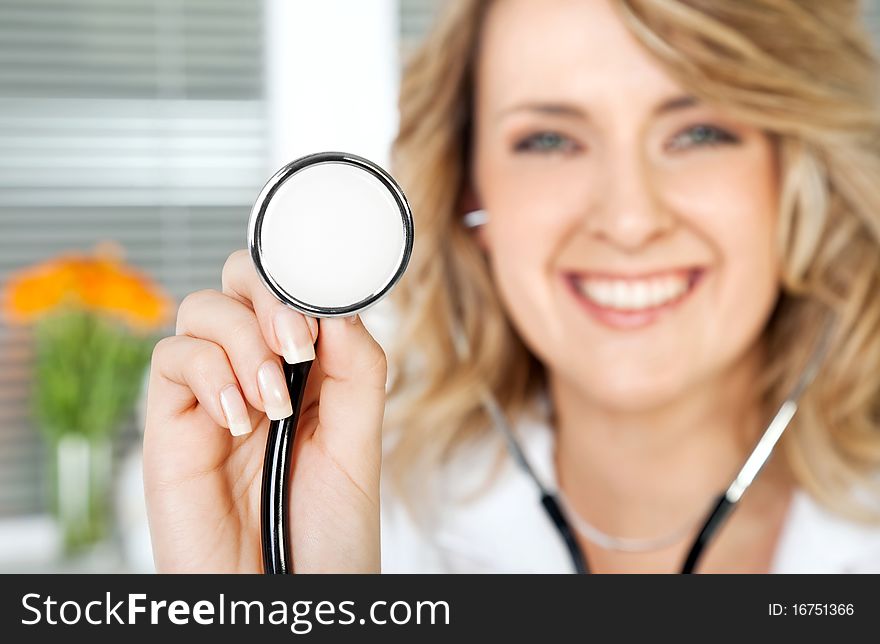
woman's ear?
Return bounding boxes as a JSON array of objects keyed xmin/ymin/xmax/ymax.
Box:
[{"xmin": 459, "ymin": 183, "xmax": 490, "ymax": 253}]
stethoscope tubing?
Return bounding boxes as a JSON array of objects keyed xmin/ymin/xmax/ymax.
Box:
[
  {"xmin": 261, "ymin": 358, "xmax": 312, "ymax": 574},
  {"xmin": 261, "ymin": 316, "xmax": 830, "ymax": 574},
  {"xmin": 261, "ymin": 333, "xmax": 829, "ymax": 574}
]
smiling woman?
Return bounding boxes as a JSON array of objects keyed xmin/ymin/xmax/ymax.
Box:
[{"xmin": 382, "ymin": 0, "xmax": 880, "ymax": 573}]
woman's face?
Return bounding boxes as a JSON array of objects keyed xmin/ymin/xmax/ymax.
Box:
[{"xmin": 472, "ymin": 0, "xmax": 781, "ymax": 411}]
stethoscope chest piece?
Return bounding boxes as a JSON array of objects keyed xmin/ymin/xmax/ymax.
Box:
[
  {"xmin": 249, "ymin": 151, "xmax": 414, "ymax": 318},
  {"xmin": 247, "ymin": 151, "xmax": 414, "ymax": 574}
]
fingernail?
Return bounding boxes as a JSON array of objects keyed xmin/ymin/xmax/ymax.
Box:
[
  {"xmin": 219, "ymin": 384, "xmax": 253, "ymax": 436},
  {"xmin": 257, "ymin": 360, "xmax": 293, "ymax": 420},
  {"xmin": 346, "ymin": 314, "xmax": 359, "ymax": 325},
  {"xmin": 274, "ymin": 308, "xmax": 316, "ymax": 364}
]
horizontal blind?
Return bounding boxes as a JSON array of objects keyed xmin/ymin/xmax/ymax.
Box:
[
  {"xmin": 399, "ymin": 0, "xmax": 443, "ymax": 59},
  {"xmin": 0, "ymin": 0, "xmax": 268, "ymax": 517},
  {"xmin": 867, "ymin": 0, "xmax": 880, "ymax": 48}
]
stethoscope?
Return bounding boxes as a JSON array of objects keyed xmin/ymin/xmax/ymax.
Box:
[
  {"xmin": 248, "ymin": 151, "xmax": 833, "ymax": 574},
  {"xmin": 247, "ymin": 151, "xmax": 414, "ymax": 574}
]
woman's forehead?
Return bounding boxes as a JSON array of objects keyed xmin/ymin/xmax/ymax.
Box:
[{"xmin": 475, "ymin": 0, "xmax": 685, "ymax": 114}]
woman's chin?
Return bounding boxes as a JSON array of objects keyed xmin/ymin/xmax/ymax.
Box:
[{"xmin": 560, "ymin": 370, "xmax": 695, "ymax": 416}]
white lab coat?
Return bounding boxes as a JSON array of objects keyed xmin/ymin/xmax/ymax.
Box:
[{"xmin": 379, "ymin": 403, "xmax": 880, "ymax": 573}]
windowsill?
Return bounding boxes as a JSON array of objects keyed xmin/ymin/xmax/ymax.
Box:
[{"xmin": 0, "ymin": 514, "xmax": 140, "ymax": 573}]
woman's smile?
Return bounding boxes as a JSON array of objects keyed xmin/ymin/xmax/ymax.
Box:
[{"xmin": 563, "ymin": 267, "xmax": 707, "ymax": 331}]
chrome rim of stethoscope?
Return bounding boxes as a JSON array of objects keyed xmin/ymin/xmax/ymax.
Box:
[{"xmin": 247, "ymin": 151, "xmax": 415, "ymax": 318}]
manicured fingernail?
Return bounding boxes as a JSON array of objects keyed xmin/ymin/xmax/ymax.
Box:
[
  {"xmin": 219, "ymin": 384, "xmax": 253, "ymax": 436},
  {"xmin": 274, "ymin": 308, "xmax": 316, "ymax": 364},
  {"xmin": 346, "ymin": 314, "xmax": 359, "ymax": 325},
  {"xmin": 257, "ymin": 360, "xmax": 293, "ymax": 420}
]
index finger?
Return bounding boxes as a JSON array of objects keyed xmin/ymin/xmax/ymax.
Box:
[{"xmin": 221, "ymin": 249, "xmax": 318, "ymax": 364}]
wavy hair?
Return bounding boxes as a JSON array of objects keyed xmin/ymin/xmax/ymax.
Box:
[{"xmin": 385, "ymin": 0, "xmax": 880, "ymax": 521}]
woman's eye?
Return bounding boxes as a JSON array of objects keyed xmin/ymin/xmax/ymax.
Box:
[
  {"xmin": 667, "ymin": 124, "xmax": 740, "ymax": 151},
  {"xmin": 514, "ymin": 131, "xmax": 579, "ymax": 154}
]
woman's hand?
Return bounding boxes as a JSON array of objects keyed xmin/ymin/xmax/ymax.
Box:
[{"xmin": 143, "ymin": 249, "xmax": 387, "ymax": 573}]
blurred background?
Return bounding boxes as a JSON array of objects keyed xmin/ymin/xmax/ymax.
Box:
[
  {"xmin": 0, "ymin": 0, "xmax": 879, "ymax": 573},
  {"xmin": 0, "ymin": 0, "xmax": 440, "ymax": 573}
]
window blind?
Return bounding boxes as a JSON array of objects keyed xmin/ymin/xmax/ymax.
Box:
[
  {"xmin": 0, "ymin": 0, "xmax": 268, "ymax": 517},
  {"xmin": 399, "ymin": 0, "xmax": 443, "ymax": 59}
]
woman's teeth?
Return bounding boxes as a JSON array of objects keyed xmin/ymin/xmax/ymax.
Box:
[{"xmin": 574, "ymin": 272, "xmax": 692, "ymax": 311}]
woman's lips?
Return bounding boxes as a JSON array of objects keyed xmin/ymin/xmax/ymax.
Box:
[{"xmin": 564, "ymin": 267, "xmax": 706, "ymax": 330}]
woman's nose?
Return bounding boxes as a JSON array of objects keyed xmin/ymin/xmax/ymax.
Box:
[{"xmin": 582, "ymin": 149, "xmax": 675, "ymax": 251}]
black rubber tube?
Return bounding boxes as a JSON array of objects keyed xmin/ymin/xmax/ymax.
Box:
[
  {"xmin": 261, "ymin": 358, "xmax": 313, "ymax": 574},
  {"xmin": 679, "ymin": 493, "xmax": 735, "ymax": 574},
  {"xmin": 541, "ymin": 493, "xmax": 590, "ymax": 574}
]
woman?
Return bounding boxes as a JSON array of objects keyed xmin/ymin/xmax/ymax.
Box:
[{"xmin": 143, "ymin": 0, "xmax": 880, "ymax": 573}]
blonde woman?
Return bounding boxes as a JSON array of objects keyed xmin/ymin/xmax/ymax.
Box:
[{"xmin": 143, "ymin": 0, "xmax": 880, "ymax": 573}]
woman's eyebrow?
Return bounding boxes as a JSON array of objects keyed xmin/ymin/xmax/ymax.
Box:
[
  {"xmin": 495, "ymin": 102, "xmax": 588, "ymax": 122},
  {"xmin": 654, "ymin": 94, "xmax": 700, "ymax": 115},
  {"xmin": 495, "ymin": 94, "xmax": 700, "ymax": 122}
]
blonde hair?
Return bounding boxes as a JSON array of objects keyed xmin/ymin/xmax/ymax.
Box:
[{"xmin": 385, "ymin": 0, "xmax": 880, "ymax": 522}]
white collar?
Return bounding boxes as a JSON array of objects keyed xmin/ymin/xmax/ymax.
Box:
[{"xmin": 427, "ymin": 405, "xmax": 880, "ymax": 573}]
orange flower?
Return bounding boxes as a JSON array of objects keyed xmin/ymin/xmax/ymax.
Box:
[{"xmin": 2, "ymin": 244, "xmax": 173, "ymax": 331}]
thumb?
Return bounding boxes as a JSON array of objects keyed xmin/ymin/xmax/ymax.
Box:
[{"xmin": 310, "ymin": 314, "xmax": 387, "ymax": 483}]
